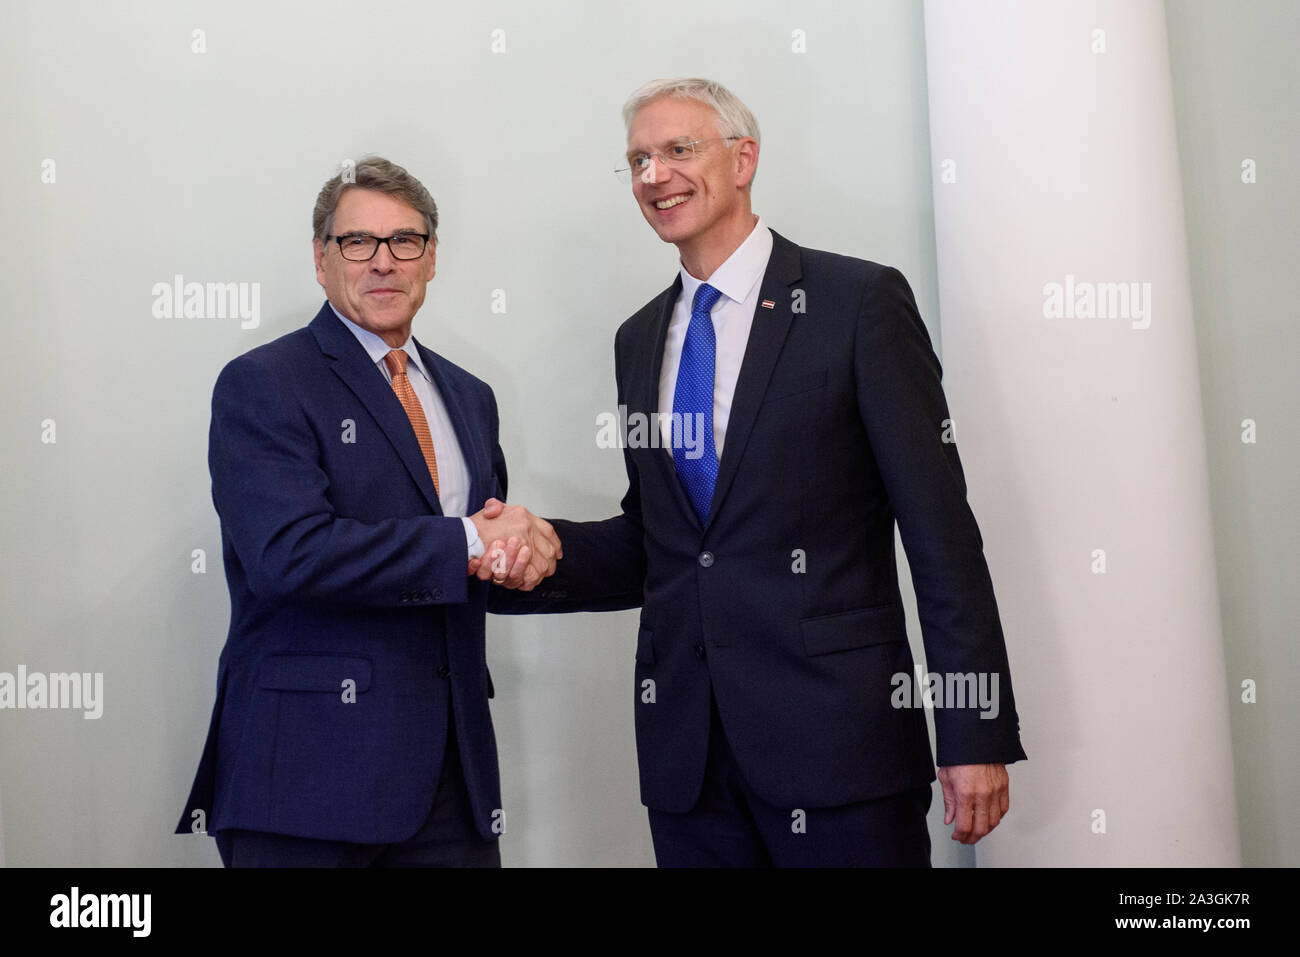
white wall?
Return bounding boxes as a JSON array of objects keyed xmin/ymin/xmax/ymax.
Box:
[{"xmin": 1165, "ymin": 0, "xmax": 1300, "ymax": 868}]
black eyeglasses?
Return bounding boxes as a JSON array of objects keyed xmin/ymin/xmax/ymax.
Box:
[{"xmin": 328, "ymin": 232, "xmax": 431, "ymax": 261}]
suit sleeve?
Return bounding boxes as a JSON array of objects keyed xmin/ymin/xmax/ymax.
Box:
[
  {"xmin": 487, "ymin": 387, "xmax": 508, "ymax": 504},
  {"xmin": 488, "ymin": 325, "xmax": 646, "ymax": 615},
  {"xmin": 209, "ymin": 354, "xmax": 471, "ymax": 608},
  {"xmin": 854, "ymin": 266, "xmax": 1027, "ymax": 767}
]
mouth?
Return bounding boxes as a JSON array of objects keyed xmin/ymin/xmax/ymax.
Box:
[
  {"xmin": 366, "ymin": 288, "xmax": 402, "ymax": 296},
  {"xmin": 652, "ymin": 192, "xmax": 692, "ymax": 210}
]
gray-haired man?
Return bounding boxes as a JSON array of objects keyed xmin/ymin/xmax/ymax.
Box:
[{"xmin": 485, "ymin": 79, "xmax": 1026, "ymax": 866}]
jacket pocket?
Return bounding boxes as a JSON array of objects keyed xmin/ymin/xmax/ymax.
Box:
[
  {"xmin": 257, "ymin": 654, "xmax": 373, "ymax": 693},
  {"xmin": 635, "ymin": 625, "xmax": 656, "ymax": 665},
  {"xmin": 800, "ymin": 604, "xmax": 906, "ymax": 656}
]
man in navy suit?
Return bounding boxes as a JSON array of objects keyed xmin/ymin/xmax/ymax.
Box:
[
  {"xmin": 175, "ymin": 156, "xmax": 560, "ymax": 867},
  {"xmin": 484, "ymin": 78, "xmax": 1026, "ymax": 866}
]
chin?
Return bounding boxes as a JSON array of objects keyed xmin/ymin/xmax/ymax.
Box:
[{"xmin": 648, "ymin": 218, "xmax": 694, "ymax": 246}]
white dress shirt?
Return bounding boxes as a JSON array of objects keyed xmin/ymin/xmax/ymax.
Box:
[
  {"xmin": 657, "ymin": 217, "xmax": 774, "ymax": 457},
  {"xmin": 328, "ymin": 302, "xmax": 482, "ymax": 559}
]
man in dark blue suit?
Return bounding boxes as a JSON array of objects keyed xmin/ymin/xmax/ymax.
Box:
[
  {"xmin": 485, "ymin": 79, "xmax": 1026, "ymax": 866},
  {"xmin": 175, "ymin": 157, "xmax": 560, "ymax": 867}
]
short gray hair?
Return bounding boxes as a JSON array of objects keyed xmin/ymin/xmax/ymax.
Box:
[
  {"xmin": 621, "ymin": 77, "xmax": 761, "ymax": 145},
  {"xmin": 312, "ymin": 156, "xmax": 439, "ymax": 243}
]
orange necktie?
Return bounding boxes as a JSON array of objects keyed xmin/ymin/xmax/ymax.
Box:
[{"xmin": 384, "ymin": 349, "xmax": 440, "ymax": 496}]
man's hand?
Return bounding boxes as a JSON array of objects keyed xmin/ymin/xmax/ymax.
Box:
[
  {"xmin": 466, "ymin": 498, "xmax": 561, "ymax": 591},
  {"xmin": 937, "ymin": 763, "xmax": 1009, "ymax": 844}
]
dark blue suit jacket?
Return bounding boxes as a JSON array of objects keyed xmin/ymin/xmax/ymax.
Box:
[
  {"xmin": 493, "ymin": 230, "xmax": 1026, "ymax": 813},
  {"xmin": 176, "ymin": 303, "xmax": 506, "ymax": 844}
]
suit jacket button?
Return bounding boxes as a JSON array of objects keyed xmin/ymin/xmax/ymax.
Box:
[
  {"xmin": 437, "ymin": 665, "xmax": 451, "ymax": 679},
  {"xmin": 694, "ymin": 644, "xmax": 706, "ymax": 659},
  {"xmin": 698, "ymin": 551, "xmax": 714, "ymax": 568}
]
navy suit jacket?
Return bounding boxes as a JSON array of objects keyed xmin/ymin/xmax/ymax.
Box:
[
  {"xmin": 493, "ymin": 230, "xmax": 1026, "ymax": 813},
  {"xmin": 176, "ymin": 303, "xmax": 506, "ymax": 844}
]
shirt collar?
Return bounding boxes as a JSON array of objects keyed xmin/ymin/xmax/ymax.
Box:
[
  {"xmin": 328, "ymin": 300, "xmax": 430, "ymax": 382},
  {"xmin": 677, "ymin": 216, "xmax": 773, "ymax": 309}
]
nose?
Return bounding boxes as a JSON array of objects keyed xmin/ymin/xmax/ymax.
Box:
[
  {"xmin": 369, "ymin": 240, "xmax": 397, "ymax": 270},
  {"xmin": 641, "ymin": 155, "xmax": 669, "ymax": 185}
]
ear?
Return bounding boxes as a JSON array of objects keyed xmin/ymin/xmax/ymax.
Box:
[
  {"xmin": 425, "ymin": 241, "xmax": 437, "ymax": 281},
  {"xmin": 313, "ymin": 238, "xmax": 327, "ymax": 286},
  {"xmin": 735, "ymin": 137, "xmax": 759, "ymax": 189}
]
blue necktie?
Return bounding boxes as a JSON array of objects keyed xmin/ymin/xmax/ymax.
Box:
[{"xmin": 673, "ymin": 282, "xmax": 722, "ymax": 524}]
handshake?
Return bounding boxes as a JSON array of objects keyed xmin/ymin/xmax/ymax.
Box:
[{"xmin": 466, "ymin": 498, "xmax": 562, "ymax": 591}]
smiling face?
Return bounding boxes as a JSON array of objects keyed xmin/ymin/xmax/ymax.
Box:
[
  {"xmin": 313, "ymin": 188, "xmax": 436, "ymax": 347},
  {"xmin": 626, "ymin": 95, "xmax": 758, "ymax": 277}
]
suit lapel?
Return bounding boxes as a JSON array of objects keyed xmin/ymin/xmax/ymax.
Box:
[
  {"xmin": 309, "ymin": 304, "xmax": 443, "ymax": 515},
  {"xmin": 416, "ymin": 340, "xmax": 490, "ymax": 511},
  {"xmin": 645, "ymin": 277, "xmax": 681, "ymax": 404},
  {"xmin": 704, "ymin": 230, "xmax": 803, "ymax": 532}
]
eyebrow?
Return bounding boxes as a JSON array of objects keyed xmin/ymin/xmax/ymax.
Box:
[
  {"xmin": 626, "ymin": 135, "xmax": 698, "ymax": 159},
  {"xmin": 334, "ymin": 227, "xmax": 424, "ymax": 237}
]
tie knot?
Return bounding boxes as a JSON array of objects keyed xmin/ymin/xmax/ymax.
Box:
[
  {"xmin": 693, "ymin": 282, "xmax": 722, "ymax": 316},
  {"xmin": 384, "ymin": 349, "xmax": 408, "ymax": 377}
]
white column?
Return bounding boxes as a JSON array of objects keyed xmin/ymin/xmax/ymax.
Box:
[{"xmin": 922, "ymin": 0, "xmax": 1240, "ymax": 865}]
